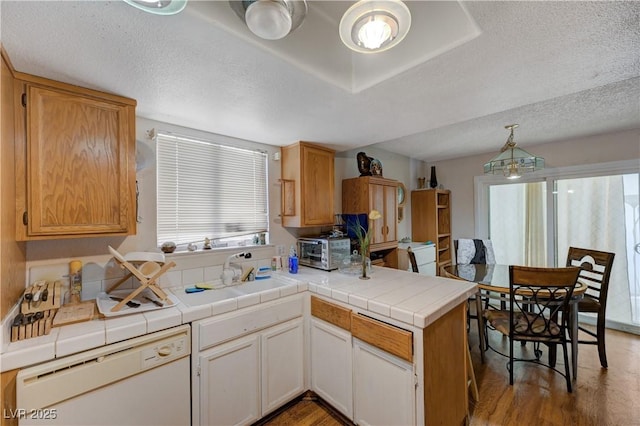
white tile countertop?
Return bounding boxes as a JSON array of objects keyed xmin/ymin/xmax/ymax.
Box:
[
  {"xmin": 278, "ymin": 266, "xmax": 477, "ymax": 328},
  {"xmin": 0, "ymin": 266, "xmax": 476, "ymax": 372}
]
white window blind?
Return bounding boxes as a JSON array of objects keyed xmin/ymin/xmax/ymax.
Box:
[{"xmin": 156, "ymin": 131, "xmax": 268, "ymax": 246}]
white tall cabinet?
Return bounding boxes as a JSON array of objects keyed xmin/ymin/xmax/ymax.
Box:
[
  {"xmin": 353, "ymin": 339, "xmax": 415, "ymax": 425},
  {"xmin": 310, "ymin": 318, "xmax": 353, "ymax": 418}
]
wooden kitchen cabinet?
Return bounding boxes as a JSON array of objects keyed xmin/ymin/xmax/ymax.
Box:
[
  {"xmin": 281, "ymin": 141, "xmax": 335, "ymax": 227},
  {"xmin": 1, "ymin": 48, "xmax": 26, "ymax": 322},
  {"xmin": 310, "ymin": 296, "xmax": 354, "ymax": 420},
  {"xmin": 353, "ymin": 339, "xmax": 415, "ymax": 426},
  {"xmin": 411, "ymin": 189, "xmax": 452, "ymax": 275},
  {"xmin": 351, "ymin": 312, "xmax": 415, "ymax": 424},
  {"xmin": 342, "ymin": 177, "xmax": 399, "ymax": 264},
  {"xmin": 1, "ymin": 369, "xmax": 18, "ymax": 426},
  {"xmin": 14, "ymin": 73, "xmax": 137, "ymax": 240}
]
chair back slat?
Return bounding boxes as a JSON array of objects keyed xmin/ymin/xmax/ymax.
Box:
[
  {"xmin": 407, "ymin": 247, "xmax": 419, "ymax": 273},
  {"xmin": 566, "ymin": 247, "xmax": 615, "ymax": 303}
]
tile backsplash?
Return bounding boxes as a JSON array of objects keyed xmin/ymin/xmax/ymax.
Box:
[{"xmin": 26, "ymin": 246, "xmax": 277, "ymax": 304}]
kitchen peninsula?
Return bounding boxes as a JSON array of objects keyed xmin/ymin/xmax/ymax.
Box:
[{"xmin": 1, "ymin": 264, "xmax": 476, "ymax": 426}]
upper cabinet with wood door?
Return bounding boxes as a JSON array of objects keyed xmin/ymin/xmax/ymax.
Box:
[
  {"xmin": 280, "ymin": 141, "xmax": 335, "ymax": 227},
  {"xmin": 15, "ymin": 74, "xmax": 137, "ymax": 240},
  {"xmin": 342, "ymin": 176, "xmax": 398, "ymax": 251}
]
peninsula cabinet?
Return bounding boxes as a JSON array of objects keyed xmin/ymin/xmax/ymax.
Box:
[
  {"xmin": 342, "ymin": 176, "xmax": 399, "ymax": 255},
  {"xmin": 14, "ymin": 73, "xmax": 137, "ymax": 240},
  {"xmin": 310, "ymin": 296, "xmax": 354, "ymax": 419},
  {"xmin": 310, "ymin": 294, "xmax": 468, "ymax": 426},
  {"xmin": 411, "ymin": 189, "xmax": 452, "ymax": 275},
  {"xmin": 281, "ymin": 141, "xmax": 335, "ymax": 227},
  {"xmin": 353, "ymin": 339, "xmax": 415, "ymax": 425}
]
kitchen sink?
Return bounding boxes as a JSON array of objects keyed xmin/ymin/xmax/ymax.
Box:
[
  {"xmin": 170, "ymin": 278, "xmax": 294, "ymax": 307},
  {"xmin": 171, "ymin": 285, "xmax": 244, "ymax": 307},
  {"xmin": 231, "ymin": 278, "xmax": 291, "ymax": 294}
]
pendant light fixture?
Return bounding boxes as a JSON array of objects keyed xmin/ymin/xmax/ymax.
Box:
[
  {"xmin": 122, "ymin": 0, "xmax": 187, "ymax": 15},
  {"xmin": 230, "ymin": 0, "xmax": 308, "ymax": 41},
  {"xmin": 483, "ymin": 124, "xmax": 544, "ymax": 179},
  {"xmin": 339, "ymin": 0, "xmax": 411, "ymax": 54}
]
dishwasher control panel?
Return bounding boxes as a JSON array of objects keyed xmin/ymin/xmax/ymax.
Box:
[{"xmin": 141, "ymin": 335, "xmax": 189, "ymax": 369}]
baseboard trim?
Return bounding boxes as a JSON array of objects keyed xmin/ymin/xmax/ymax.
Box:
[{"xmin": 578, "ymin": 314, "xmax": 640, "ymax": 335}]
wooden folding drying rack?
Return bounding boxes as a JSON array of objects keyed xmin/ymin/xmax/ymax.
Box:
[{"xmin": 107, "ymin": 246, "xmax": 176, "ymax": 312}]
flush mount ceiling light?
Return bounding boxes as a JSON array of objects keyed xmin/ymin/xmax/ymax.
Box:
[
  {"xmin": 122, "ymin": 0, "xmax": 187, "ymax": 15},
  {"xmin": 230, "ymin": 0, "xmax": 308, "ymax": 41},
  {"xmin": 339, "ymin": 0, "xmax": 411, "ymax": 53},
  {"xmin": 484, "ymin": 124, "xmax": 545, "ymax": 180}
]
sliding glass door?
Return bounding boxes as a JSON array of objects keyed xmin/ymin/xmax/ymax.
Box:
[
  {"xmin": 489, "ymin": 181, "xmax": 547, "ymax": 266},
  {"xmin": 479, "ymin": 160, "xmax": 639, "ymax": 331}
]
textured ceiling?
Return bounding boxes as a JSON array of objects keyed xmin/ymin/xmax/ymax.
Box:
[{"xmin": 1, "ymin": 1, "xmax": 639, "ymax": 162}]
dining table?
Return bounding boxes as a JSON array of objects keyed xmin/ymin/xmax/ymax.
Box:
[{"xmin": 443, "ymin": 263, "xmax": 587, "ymax": 381}]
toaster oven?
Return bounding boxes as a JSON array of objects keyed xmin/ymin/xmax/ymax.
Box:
[{"xmin": 297, "ymin": 237, "xmax": 350, "ymax": 271}]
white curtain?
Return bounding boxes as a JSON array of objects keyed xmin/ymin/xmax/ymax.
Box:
[
  {"xmin": 556, "ymin": 175, "xmax": 632, "ymax": 325},
  {"xmin": 489, "ymin": 182, "xmax": 547, "ymax": 266}
]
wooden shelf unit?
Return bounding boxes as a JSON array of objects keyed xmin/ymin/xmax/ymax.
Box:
[{"xmin": 411, "ymin": 189, "xmax": 452, "ymax": 275}]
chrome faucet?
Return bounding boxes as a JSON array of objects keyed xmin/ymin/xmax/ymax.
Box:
[{"xmin": 221, "ymin": 252, "xmax": 252, "ymax": 285}]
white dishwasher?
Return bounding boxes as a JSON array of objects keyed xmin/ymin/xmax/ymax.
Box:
[{"xmin": 16, "ymin": 324, "xmax": 191, "ymax": 426}]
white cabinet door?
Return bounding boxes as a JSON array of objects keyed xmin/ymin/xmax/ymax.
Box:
[
  {"xmin": 197, "ymin": 334, "xmax": 261, "ymax": 426},
  {"xmin": 310, "ymin": 318, "xmax": 353, "ymax": 419},
  {"xmin": 353, "ymin": 339, "xmax": 415, "ymax": 426},
  {"xmin": 261, "ymin": 318, "xmax": 305, "ymax": 416}
]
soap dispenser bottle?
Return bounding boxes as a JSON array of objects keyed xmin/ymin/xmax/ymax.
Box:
[{"xmin": 288, "ymin": 246, "xmax": 298, "ymax": 274}]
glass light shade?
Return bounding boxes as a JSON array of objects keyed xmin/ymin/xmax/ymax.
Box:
[
  {"xmin": 122, "ymin": 0, "xmax": 187, "ymax": 15},
  {"xmin": 340, "ymin": 0, "xmax": 411, "ymax": 54},
  {"xmin": 245, "ymin": 1, "xmax": 293, "ymax": 40},
  {"xmin": 483, "ymin": 145, "xmax": 545, "ymax": 178}
]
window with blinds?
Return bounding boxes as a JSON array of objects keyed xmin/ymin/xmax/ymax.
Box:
[{"xmin": 156, "ymin": 131, "xmax": 268, "ymax": 247}]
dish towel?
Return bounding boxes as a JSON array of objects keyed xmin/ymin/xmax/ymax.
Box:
[{"xmin": 457, "ymin": 239, "xmax": 496, "ymax": 265}]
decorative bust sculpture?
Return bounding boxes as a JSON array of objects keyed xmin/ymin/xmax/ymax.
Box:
[{"xmin": 357, "ymin": 152, "xmax": 372, "ymax": 176}]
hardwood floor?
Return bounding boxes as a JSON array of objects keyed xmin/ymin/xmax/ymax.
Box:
[
  {"xmin": 258, "ymin": 393, "xmax": 350, "ymax": 426},
  {"xmin": 261, "ymin": 326, "xmax": 639, "ymax": 426},
  {"xmin": 468, "ymin": 325, "xmax": 640, "ymax": 426}
]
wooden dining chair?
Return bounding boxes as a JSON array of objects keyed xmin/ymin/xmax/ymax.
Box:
[
  {"xmin": 406, "ymin": 247, "xmax": 419, "ymax": 273},
  {"xmin": 483, "ymin": 265, "xmax": 581, "ymax": 392},
  {"xmin": 566, "ymin": 247, "xmax": 615, "ymax": 368}
]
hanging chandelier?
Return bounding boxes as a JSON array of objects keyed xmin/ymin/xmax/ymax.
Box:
[{"xmin": 483, "ymin": 124, "xmax": 544, "ymax": 179}]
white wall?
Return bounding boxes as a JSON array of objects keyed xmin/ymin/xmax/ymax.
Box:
[{"xmin": 425, "ymin": 128, "xmax": 640, "ymax": 239}]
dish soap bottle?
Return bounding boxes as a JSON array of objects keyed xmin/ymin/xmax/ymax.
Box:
[
  {"xmin": 288, "ymin": 246, "xmax": 298, "ymax": 274},
  {"xmin": 69, "ymin": 260, "xmax": 83, "ymax": 303}
]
